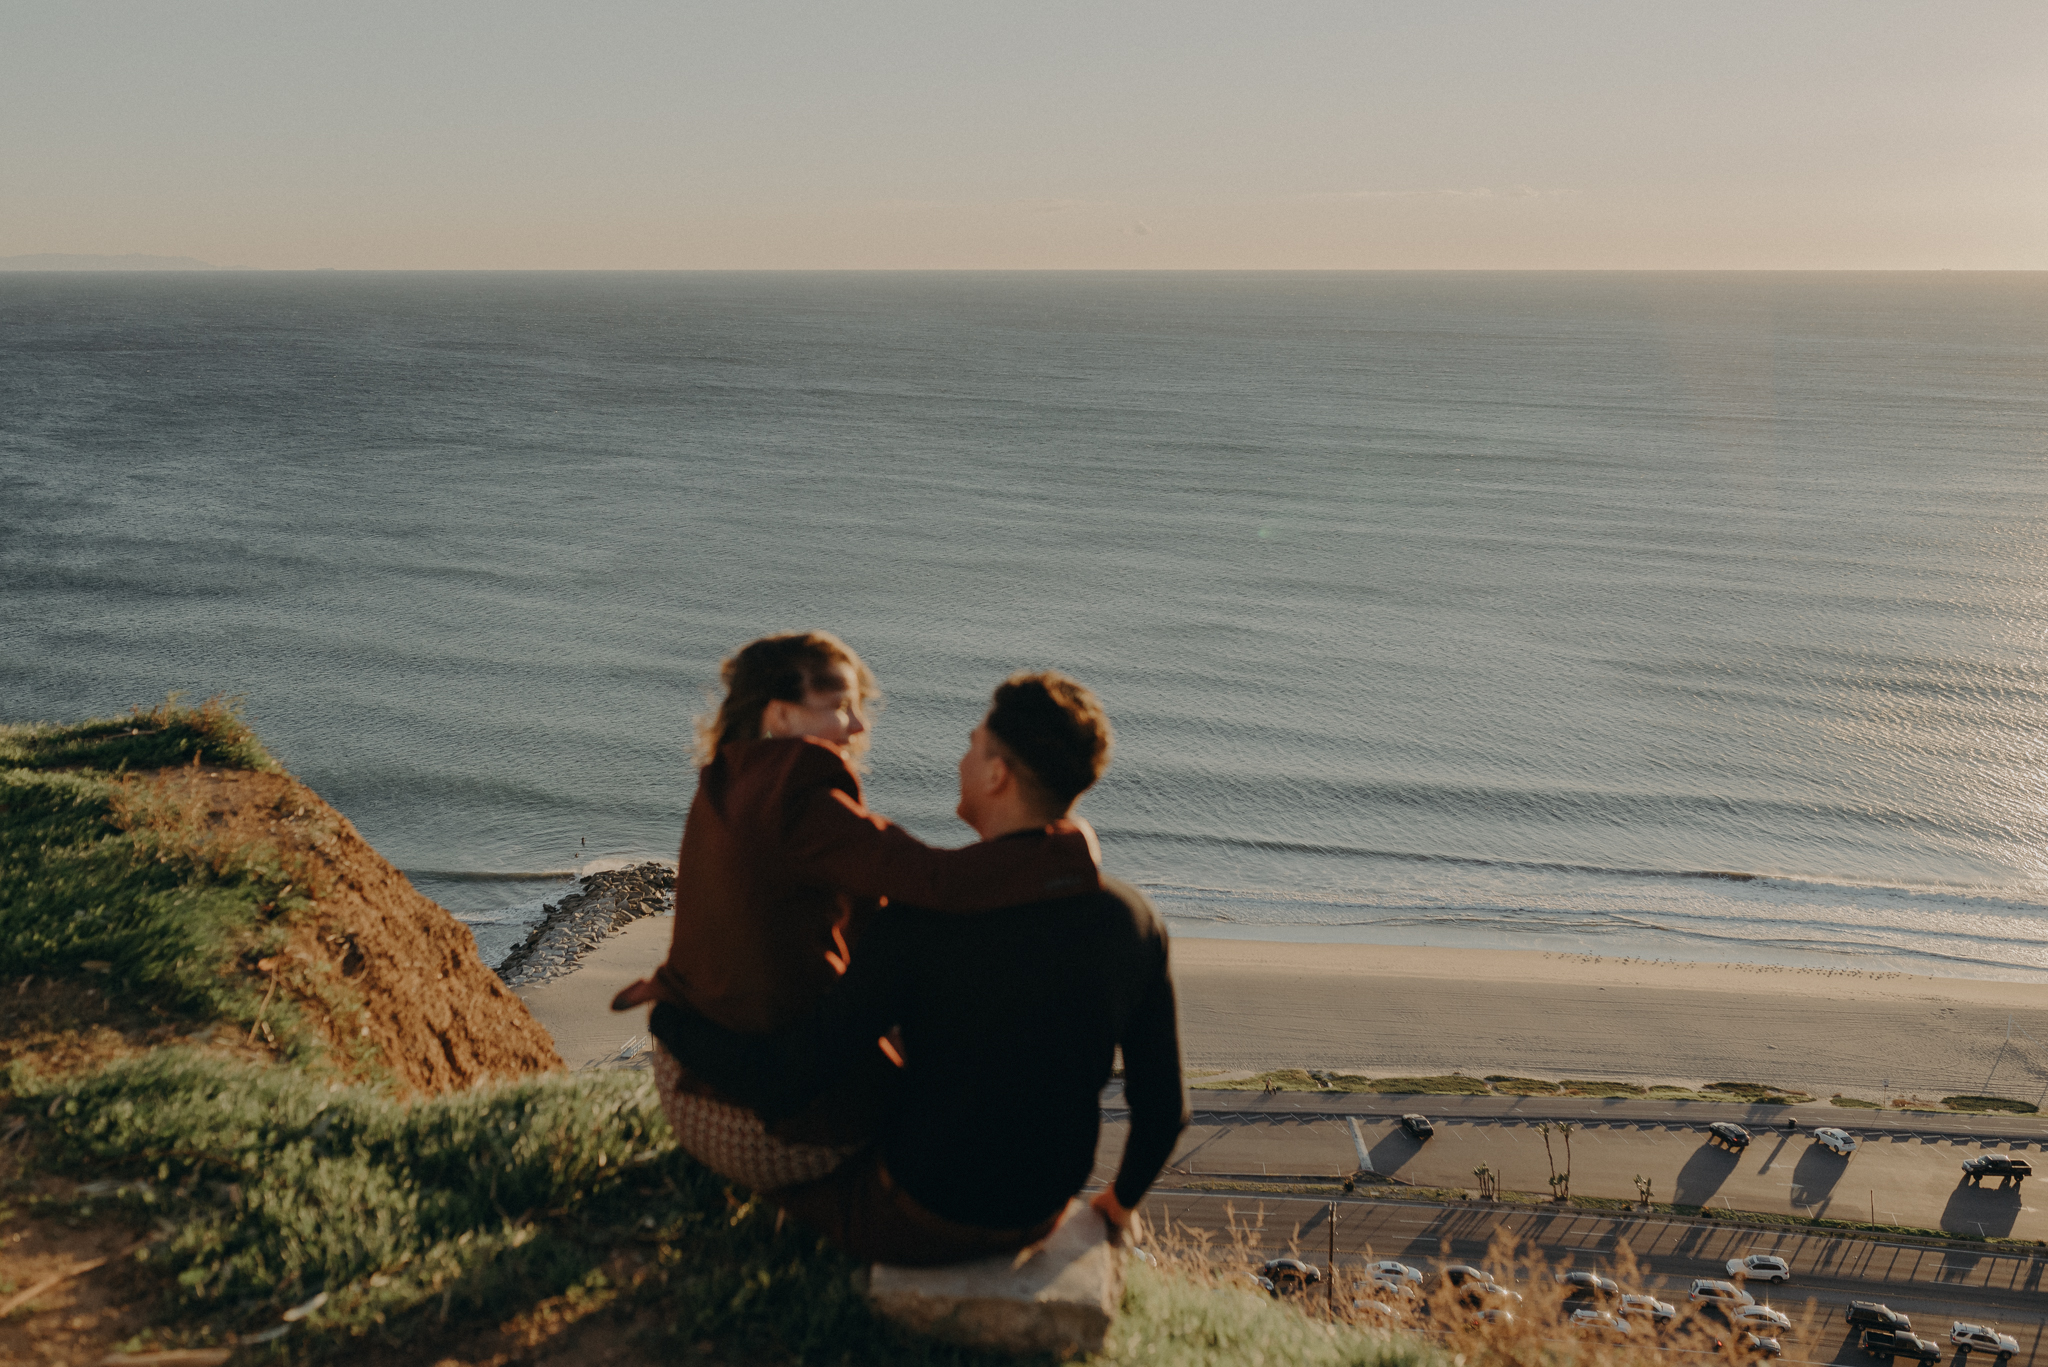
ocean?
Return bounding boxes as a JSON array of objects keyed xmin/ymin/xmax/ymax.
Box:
[{"xmin": 5, "ymin": 271, "xmax": 2046, "ymax": 981}]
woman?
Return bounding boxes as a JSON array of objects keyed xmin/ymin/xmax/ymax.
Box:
[{"xmin": 613, "ymin": 631, "xmax": 1100, "ymax": 1191}]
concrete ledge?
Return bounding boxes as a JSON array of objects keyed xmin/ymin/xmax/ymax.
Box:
[{"xmin": 867, "ymin": 1201, "xmax": 1121, "ymax": 1358}]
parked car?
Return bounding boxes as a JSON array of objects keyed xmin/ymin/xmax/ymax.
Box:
[
  {"xmin": 1621, "ymin": 1293, "xmax": 1676, "ymax": 1326},
  {"xmin": 1814, "ymin": 1126, "xmax": 1859, "ymax": 1156},
  {"xmin": 1737, "ymin": 1304, "xmax": 1792, "ymax": 1332},
  {"xmin": 1960, "ymin": 1154, "xmax": 2033, "ymax": 1186},
  {"xmin": 1847, "ymin": 1302, "xmax": 1912, "ymax": 1333},
  {"xmin": 1401, "ymin": 1113, "xmax": 1435, "ymax": 1139},
  {"xmin": 1950, "ymin": 1323, "xmax": 2019, "ymax": 1360},
  {"xmin": 1689, "ymin": 1279, "xmax": 1754, "ymax": 1307},
  {"xmin": 1863, "ymin": 1330, "xmax": 1944, "ymax": 1363},
  {"xmin": 1708, "ymin": 1121, "xmax": 1752, "ymax": 1149},
  {"xmin": 1569, "ymin": 1308, "xmax": 1633, "ymax": 1336},
  {"xmin": 1364, "ymin": 1259, "xmax": 1422, "ymax": 1286},
  {"xmin": 1557, "ymin": 1270, "xmax": 1620, "ymax": 1300},
  {"xmin": 1727, "ymin": 1253, "xmax": 1791, "ymax": 1284},
  {"xmin": 1260, "ymin": 1257, "xmax": 1321, "ymax": 1295}
]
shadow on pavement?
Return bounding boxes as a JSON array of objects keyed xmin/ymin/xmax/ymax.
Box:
[
  {"xmin": 1790, "ymin": 1144, "xmax": 1850, "ymax": 1209},
  {"xmin": 1366, "ymin": 1131, "xmax": 1424, "ymax": 1175},
  {"xmin": 1674, "ymin": 1143, "xmax": 1740, "ymax": 1206},
  {"xmin": 1939, "ymin": 1180, "xmax": 2023, "ymax": 1240}
]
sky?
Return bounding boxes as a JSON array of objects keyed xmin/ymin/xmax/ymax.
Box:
[{"xmin": 4, "ymin": 2, "xmax": 2045, "ymax": 270}]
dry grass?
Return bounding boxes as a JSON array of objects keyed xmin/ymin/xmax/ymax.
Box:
[{"xmin": 1139, "ymin": 1206, "xmax": 1820, "ymax": 1367}]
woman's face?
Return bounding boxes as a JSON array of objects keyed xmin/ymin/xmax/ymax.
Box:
[{"xmin": 762, "ymin": 663, "xmax": 869, "ymax": 746}]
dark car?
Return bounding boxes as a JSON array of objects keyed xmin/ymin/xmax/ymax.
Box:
[
  {"xmin": 1742, "ymin": 1332, "xmax": 1785, "ymax": 1360},
  {"xmin": 1960, "ymin": 1154, "xmax": 2033, "ymax": 1185},
  {"xmin": 1863, "ymin": 1330, "xmax": 1944, "ymax": 1363},
  {"xmin": 1557, "ymin": 1270, "xmax": 1619, "ymax": 1302},
  {"xmin": 1708, "ymin": 1121, "xmax": 1752, "ymax": 1149},
  {"xmin": 1401, "ymin": 1113, "xmax": 1435, "ymax": 1139},
  {"xmin": 1848, "ymin": 1303, "xmax": 1912, "ymax": 1333},
  {"xmin": 1260, "ymin": 1257, "xmax": 1322, "ymax": 1296}
]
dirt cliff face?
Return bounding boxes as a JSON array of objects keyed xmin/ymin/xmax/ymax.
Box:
[{"xmin": 143, "ymin": 765, "xmax": 565, "ymax": 1094}]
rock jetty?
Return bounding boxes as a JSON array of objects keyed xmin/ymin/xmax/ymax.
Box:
[{"xmin": 495, "ymin": 861, "xmax": 675, "ymax": 987}]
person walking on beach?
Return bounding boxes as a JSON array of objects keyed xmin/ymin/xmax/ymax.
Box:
[
  {"xmin": 650, "ymin": 671, "xmax": 1188, "ymax": 1266},
  {"xmin": 610, "ymin": 632, "xmax": 1102, "ymax": 1194}
]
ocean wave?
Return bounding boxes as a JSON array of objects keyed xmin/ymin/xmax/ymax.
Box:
[{"xmin": 1112, "ymin": 833, "xmax": 2044, "ymax": 908}]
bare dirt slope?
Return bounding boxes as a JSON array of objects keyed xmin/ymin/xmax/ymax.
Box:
[
  {"xmin": 153, "ymin": 763, "xmax": 563, "ymax": 1093},
  {"xmin": 4, "ymin": 763, "xmax": 561, "ymax": 1094}
]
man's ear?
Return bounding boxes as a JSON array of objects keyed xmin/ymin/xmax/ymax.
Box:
[{"xmin": 983, "ymin": 749, "xmax": 1013, "ymax": 799}]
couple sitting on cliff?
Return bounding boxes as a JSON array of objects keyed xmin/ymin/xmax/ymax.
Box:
[{"xmin": 612, "ymin": 631, "xmax": 1189, "ymax": 1267}]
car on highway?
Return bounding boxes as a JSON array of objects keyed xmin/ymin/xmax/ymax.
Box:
[
  {"xmin": 1740, "ymin": 1331, "xmax": 1785, "ymax": 1360},
  {"xmin": 1708, "ymin": 1121, "xmax": 1752, "ymax": 1149},
  {"xmin": 1556, "ymin": 1270, "xmax": 1620, "ymax": 1301},
  {"xmin": 1862, "ymin": 1329, "xmax": 1944, "ymax": 1363},
  {"xmin": 1688, "ymin": 1279, "xmax": 1755, "ymax": 1307},
  {"xmin": 1363, "ymin": 1260, "xmax": 1422, "ymax": 1286},
  {"xmin": 1351, "ymin": 1298, "xmax": 1401, "ymax": 1321},
  {"xmin": 1960, "ymin": 1154, "xmax": 2033, "ymax": 1185},
  {"xmin": 1260, "ymin": 1257, "xmax": 1321, "ymax": 1295},
  {"xmin": 1401, "ymin": 1113, "xmax": 1434, "ymax": 1139},
  {"xmin": 1620, "ymin": 1293, "xmax": 1676, "ymax": 1326},
  {"xmin": 1847, "ymin": 1302, "xmax": 1911, "ymax": 1332},
  {"xmin": 1471, "ymin": 1308, "xmax": 1515, "ymax": 1327},
  {"xmin": 1726, "ymin": 1253, "xmax": 1791, "ymax": 1284},
  {"xmin": 1363, "ymin": 1273, "xmax": 1417, "ymax": 1300},
  {"xmin": 1950, "ymin": 1323, "xmax": 2019, "ymax": 1360},
  {"xmin": 1736, "ymin": 1304, "xmax": 1792, "ymax": 1332},
  {"xmin": 1442, "ymin": 1265, "xmax": 1521, "ymax": 1308},
  {"xmin": 1569, "ymin": 1308, "xmax": 1633, "ymax": 1337},
  {"xmin": 1814, "ymin": 1126, "xmax": 1859, "ymax": 1156}
]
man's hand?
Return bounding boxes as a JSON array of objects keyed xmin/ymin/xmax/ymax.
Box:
[
  {"xmin": 610, "ymin": 978, "xmax": 658, "ymax": 1012},
  {"xmin": 1090, "ymin": 1187, "xmax": 1140, "ymax": 1245}
]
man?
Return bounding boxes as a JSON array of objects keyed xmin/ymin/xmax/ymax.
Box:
[{"xmin": 651, "ymin": 670, "xmax": 1188, "ymax": 1265}]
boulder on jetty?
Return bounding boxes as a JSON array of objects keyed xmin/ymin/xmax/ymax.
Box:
[
  {"xmin": 866, "ymin": 1202, "xmax": 1122, "ymax": 1358},
  {"xmin": 495, "ymin": 861, "xmax": 675, "ymax": 987}
]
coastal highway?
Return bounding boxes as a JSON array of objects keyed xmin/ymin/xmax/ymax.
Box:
[
  {"xmin": 1096, "ymin": 1092, "xmax": 2047, "ymax": 1240},
  {"xmin": 1135, "ymin": 1189, "xmax": 2048, "ymax": 1367}
]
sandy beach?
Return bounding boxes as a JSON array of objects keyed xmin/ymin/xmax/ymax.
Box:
[
  {"xmin": 521, "ymin": 928, "xmax": 2048, "ymax": 1106},
  {"xmin": 1169, "ymin": 939, "xmax": 2048, "ymax": 1102}
]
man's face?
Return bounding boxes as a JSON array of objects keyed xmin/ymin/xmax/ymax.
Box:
[{"xmin": 955, "ymin": 721, "xmax": 1001, "ymax": 831}]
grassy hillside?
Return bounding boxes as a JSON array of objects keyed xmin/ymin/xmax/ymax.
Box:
[{"xmin": 2, "ymin": 703, "xmax": 1449, "ymax": 1365}]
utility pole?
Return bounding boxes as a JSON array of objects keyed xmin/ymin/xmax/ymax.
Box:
[{"xmin": 1327, "ymin": 1202, "xmax": 1337, "ymax": 1319}]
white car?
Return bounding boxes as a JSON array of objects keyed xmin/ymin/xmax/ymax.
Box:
[
  {"xmin": 1364, "ymin": 1260, "xmax": 1423, "ymax": 1286},
  {"xmin": 1365, "ymin": 1273, "xmax": 1417, "ymax": 1299},
  {"xmin": 1951, "ymin": 1323, "xmax": 2019, "ymax": 1360},
  {"xmin": 1690, "ymin": 1279, "xmax": 1755, "ymax": 1306},
  {"xmin": 1739, "ymin": 1304, "xmax": 1793, "ymax": 1331},
  {"xmin": 1570, "ymin": 1308, "xmax": 1633, "ymax": 1336},
  {"xmin": 1352, "ymin": 1298, "xmax": 1400, "ymax": 1320},
  {"xmin": 1814, "ymin": 1127, "xmax": 1859, "ymax": 1156},
  {"xmin": 1621, "ymin": 1293, "xmax": 1676, "ymax": 1325},
  {"xmin": 1727, "ymin": 1253, "xmax": 1791, "ymax": 1284}
]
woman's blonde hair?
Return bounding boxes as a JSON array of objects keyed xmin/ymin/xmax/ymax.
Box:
[{"xmin": 694, "ymin": 631, "xmax": 881, "ymax": 766}]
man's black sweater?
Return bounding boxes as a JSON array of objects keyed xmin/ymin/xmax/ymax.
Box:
[{"xmin": 651, "ymin": 873, "xmax": 1189, "ymax": 1231}]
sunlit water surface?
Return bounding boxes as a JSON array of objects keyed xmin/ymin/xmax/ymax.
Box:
[{"xmin": 5, "ymin": 272, "xmax": 2046, "ymax": 979}]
